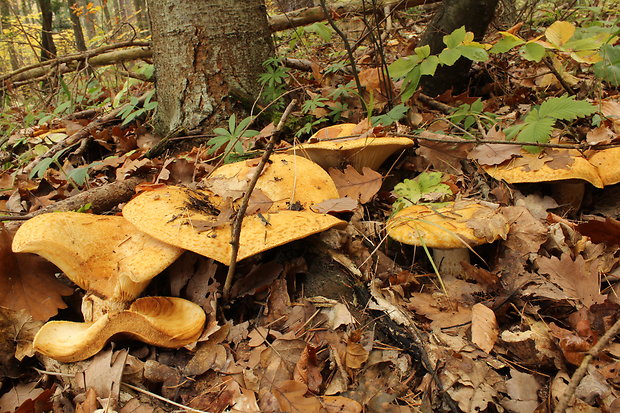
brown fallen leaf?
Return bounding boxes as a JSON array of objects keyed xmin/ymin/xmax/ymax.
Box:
[
  {"xmin": 576, "ymin": 217, "xmax": 620, "ymax": 247},
  {"xmin": 319, "ymin": 396, "xmax": 363, "ymax": 413},
  {"xmin": 329, "ymin": 165, "xmax": 382, "ymax": 204},
  {"xmin": 294, "ymin": 345, "xmax": 323, "ymax": 393},
  {"xmin": 468, "ymin": 143, "xmax": 521, "ymax": 166},
  {"xmin": 537, "ymin": 253, "xmax": 606, "ymax": 308},
  {"xmin": 274, "ymin": 380, "xmax": 323, "ymax": 413},
  {"xmin": 0, "ymin": 224, "xmax": 73, "ymax": 321},
  {"xmin": 75, "ymin": 348, "xmax": 129, "ymax": 407},
  {"xmin": 311, "ymin": 197, "xmax": 358, "ymax": 213},
  {"xmin": 471, "ymin": 303, "xmax": 498, "ymax": 353}
]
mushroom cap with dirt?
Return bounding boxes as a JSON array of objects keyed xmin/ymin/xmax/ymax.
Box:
[
  {"xmin": 482, "ymin": 149, "xmax": 603, "ymax": 211},
  {"xmin": 11, "ymin": 212, "xmax": 184, "ymax": 308},
  {"xmin": 386, "ymin": 200, "xmax": 509, "ymax": 277},
  {"xmin": 122, "ymin": 186, "xmax": 346, "ymax": 265},
  {"xmin": 286, "ymin": 123, "xmax": 413, "ymax": 171},
  {"xmin": 33, "ymin": 296, "xmax": 205, "ymax": 362}
]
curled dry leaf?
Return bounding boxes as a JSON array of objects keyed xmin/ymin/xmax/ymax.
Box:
[
  {"xmin": 274, "ymin": 380, "xmax": 323, "ymax": 413},
  {"xmin": 0, "ymin": 224, "xmax": 72, "ymax": 321},
  {"xmin": 471, "ymin": 303, "xmax": 498, "ymax": 353}
]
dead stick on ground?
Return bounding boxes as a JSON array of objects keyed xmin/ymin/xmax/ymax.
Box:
[
  {"xmin": 553, "ymin": 316, "xmax": 620, "ymax": 413},
  {"xmin": 223, "ymin": 100, "xmax": 298, "ymax": 299}
]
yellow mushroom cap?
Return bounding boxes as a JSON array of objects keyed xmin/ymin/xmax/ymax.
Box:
[
  {"xmin": 482, "ymin": 151, "xmax": 604, "ymax": 188},
  {"xmin": 122, "ymin": 186, "xmax": 345, "ymax": 265},
  {"xmin": 387, "ymin": 200, "xmax": 509, "ymax": 248},
  {"xmin": 587, "ymin": 147, "xmax": 620, "ymax": 186},
  {"xmin": 286, "ymin": 124, "xmax": 413, "ymax": 171},
  {"xmin": 33, "ymin": 296, "xmax": 205, "ymax": 362},
  {"xmin": 206, "ymin": 154, "xmax": 339, "ymax": 210},
  {"xmin": 12, "ymin": 213, "xmax": 184, "ymax": 303}
]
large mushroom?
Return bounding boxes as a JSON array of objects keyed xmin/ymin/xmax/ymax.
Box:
[
  {"xmin": 386, "ymin": 200, "xmax": 509, "ymax": 277},
  {"xmin": 286, "ymin": 123, "xmax": 413, "ymax": 171},
  {"xmin": 12, "ymin": 212, "xmax": 205, "ymax": 361},
  {"xmin": 587, "ymin": 147, "xmax": 620, "ymax": 186},
  {"xmin": 123, "ymin": 154, "xmax": 345, "ymax": 265}
]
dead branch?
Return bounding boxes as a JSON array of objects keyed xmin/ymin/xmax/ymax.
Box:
[
  {"xmin": 0, "ymin": 177, "xmax": 141, "ymax": 222},
  {"xmin": 22, "ymin": 92, "xmax": 150, "ymax": 176},
  {"xmin": 553, "ymin": 317, "xmax": 620, "ymax": 413},
  {"xmin": 223, "ymin": 99, "xmax": 298, "ymax": 299}
]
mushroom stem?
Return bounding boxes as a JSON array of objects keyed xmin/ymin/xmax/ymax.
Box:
[
  {"xmin": 432, "ymin": 248, "xmax": 470, "ymax": 278},
  {"xmin": 82, "ymin": 294, "xmax": 130, "ymax": 322}
]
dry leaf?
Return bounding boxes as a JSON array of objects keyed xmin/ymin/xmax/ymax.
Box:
[
  {"xmin": 274, "ymin": 380, "xmax": 323, "ymax": 413},
  {"xmin": 294, "ymin": 345, "xmax": 323, "ymax": 393},
  {"xmin": 471, "ymin": 303, "xmax": 498, "ymax": 353},
  {"xmin": 329, "ymin": 165, "xmax": 382, "ymax": 204},
  {"xmin": 75, "ymin": 348, "xmax": 129, "ymax": 405},
  {"xmin": 0, "ymin": 224, "xmax": 73, "ymax": 321},
  {"xmin": 311, "ymin": 197, "xmax": 358, "ymax": 213},
  {"xmin": 501, "ymin": 369, "xmax": 541, "ymax": 413},
  {"xmin": 577, "ymin": 217, "xmax": 620, "ymax": 246},
  {"xmin": 468, "ymin": 143, "xmax": 521, "ymax": 166},
  {"xmin": 319, "ymin": 396, "xmax": 362, "ymax": 413}
]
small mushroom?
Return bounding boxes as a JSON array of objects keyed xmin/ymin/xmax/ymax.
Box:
[
  {"xmin": 386, "ymin": 200, "xmax": 509, "ymax": 277},
  {"xmin": 12, "ymin": 212, "xmax": 184, "ymax": 312},
  {"xmin": 482, "ymin": 150, "xmax": 603, "ymax": 211},
  {"xmin": 32, "ymin": 296, "xmax": 205, "ymax": 362},
  {"xmin": 587, "ymin": 147, "xmax": 620, "ymax": 186},
  {"xmin": 122, "ymin": 186, "xmax": 345, "ymax": 265},
  {"xmin": 286, "ymin": 124, "xmax": 413, "ymax": 171}
]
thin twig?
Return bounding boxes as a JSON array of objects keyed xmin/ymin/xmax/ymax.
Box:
[
  {"xmin": 553, "ymin": 317, "xmax": 620, "ymax": 413},
  {"xmin": 222, "ymin": 100, "xmax": 298, "ymax": 299},
  {"xmin": 319, "ymin": 0, "xmax": 366, "ymax": 102}
]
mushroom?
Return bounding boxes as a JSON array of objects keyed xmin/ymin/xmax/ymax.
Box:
[
  {"xmin": 122, "ymin": 186, "xmax": 345, "ymax": 265},
  {"xmin": 482, "ymin": 149, "xmax": 603, "ymax": 212},
  {"xmin": 32, "ymin": 296, "xmax": 205, "ymax": 362},
  {"xmin": 386, "ymin": 200, "xmax": 509, "ymax": 277},
  {"xmin": 204, "ymin": 153, "xmax": 340, "ymax": 210},
  {"xmin": 587, "ymin": 147, "xmax": 620, "ymax": 186},
  {"xmin": 286, "ymin": 124, "xmax": 413, "ymax": 171},
  {"xmin": 12, "ymin": 212, "xmax": 184, "ymax": 315}
]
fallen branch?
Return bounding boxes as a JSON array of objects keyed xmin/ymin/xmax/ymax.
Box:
[
  {"xmin": 223, "ymin": 99, "xmax": 298, "ymax": 299},
  {"xmin": 22, "ymin": 92, "xmax": 150, "ymax": 176},
  {"xmin": 553, "ymin": 317, "xmax": 620, "ymax": 413},
  {"xmin": 0, "ymin": 177, "xmax": 141, "ymax": 222}
]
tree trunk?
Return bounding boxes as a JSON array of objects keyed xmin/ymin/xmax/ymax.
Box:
[
  {"xmin": 131, "ymin": 0, "xmax": 148, "ymax": 31},
  {"xmin": 148, "ymin": 0, "xmax": 274, "ymax": 134},
  {"xmin": 419, "ymin": 0, "xmax": 499, "ymax": 96},
  {"xmin": 0, "ymin": 0, "xmax": 20, "ymax": 70},
  {"xmin": 277, "ymin": 0, "xmax": 315, "ymax": 12},
  {"xmin": 37, "ymin": 0, "xmax": 57, "ymax": 61},
  {"xmin": 115, "ymin": 0, "xmax": 128, "ymax": 20},
  {"xmin": 99, "ymin": 0, "xmax": 112, "ymax": 30},
  {"xmin": 67, "ymin": 0, "xmax": 87, "ymax": 51},
  {"xmin": 80, "ymin": 0, "xmax": 96, "ymax": 39}
]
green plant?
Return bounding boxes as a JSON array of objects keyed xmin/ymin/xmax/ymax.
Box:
[
  {"xmin": 504, "ymin": 95, "xmax": 597, "ymax": 153},
  {"xmin": 117, "ymin": 90, "xmax": 157, "ymax": 126},
  {"xmin": 448, "ymin": 99, "xmax": 497, "ymax": 131},
  {"xmin": 392, "ymin": 172, "xmax": 453, "ymax": 214},
  {"xmin": 371, "ymin": 104, "xmax": 409, "ymax": 127},
  {"xmin": 389, "ymin": 27, "xmax": 488, "ymax": 102},
  {"xmin": 207, "ymin": 114, "xmax": 259, "ymax": 163}
]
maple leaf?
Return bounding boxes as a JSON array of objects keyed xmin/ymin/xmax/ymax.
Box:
[
  {"xmin": 328, "ymin": 165, "xmax": 382, "ymax": 204},
  {"xmin": 468, "ymin": 143, "xmax": 521, "ymax": 165},
  {"xmin": 0, "ymin": 224, "xmax": 73, "ymax": 321},
  {"xmin": 536, "ymin": 253, "xmax": 606, "ymax": 308}
]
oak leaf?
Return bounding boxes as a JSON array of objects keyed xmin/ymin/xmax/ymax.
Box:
[
  {"xmin": 0, "ymin": 224, "xmax": 72, "ymax": 321},
  {"xmin": 328, "ymin": 165, "xmax": 382, "ymax": 204}
]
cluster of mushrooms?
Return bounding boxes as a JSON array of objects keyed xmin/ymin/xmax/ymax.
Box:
[
  {"xmin": 20, "ymin": 123, "xmax": 595, "ymax": 362},
  {"xmin": 11, "ymin": 125, "xmax": 416, "ymax": 363}
]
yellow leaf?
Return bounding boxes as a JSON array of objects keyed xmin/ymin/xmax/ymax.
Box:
[{"xmin": 545, "ymin": 21, "xmax": 575, "ymax": 46}]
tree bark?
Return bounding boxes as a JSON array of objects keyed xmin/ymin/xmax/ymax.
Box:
[
  {"xmin": 67, "ymin": 0, "xmax": 87, "ymax": 51},
  {"xmin": 80, "ymin": 0, "xmax": 96, "ymax": 39},
  {"xmin": 419, "ymin": 0, "xmax": 499, "ymax": 96},
  {"xmin": 0, "ymin": 0, "xmax": 20, "ymax": 70},
  {"xmin": 99, "ymin": 0, "xmax": 112, "ymax": 30},
  {"xmin": 148, "ymin": 0, "xmax": 275, "ymax": 134},
  {"xmin": 37, "ymin": 0, "xmax": 57, "ymax": 61}
]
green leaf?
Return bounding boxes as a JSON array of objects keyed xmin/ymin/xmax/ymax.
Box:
[
  {"xmin": 392, "ymin": 172, "xmax": 452, "ymax": 213},
  {"xmin": 515, "ymin": 114, "xmax": 555, "ymax": 145},
  {"xmin": 371, "ymin": 104, "xmax": 409, "ymax": 126},
  {"xmin": 490, "ymin": 34, "xmax": 525, "ymax": 53},
  {"xmin": 438, "ymin": 48, "xmax": 462, "ymax": 66},
  {"xmin": 537, "ymin": 96, "xmax": 597, "ymax": 120},
  {"xmin": 443, "ymin": 26, "xmax": 466, "ymax": 48},
  {"xmin": 419, "ymin": 55, "xmax": 439, "ymax": 76},
  {"xmin": 389, "ymin": 56, "xmax": 420, "ymax": 79},
  {"xmin": 305, "ymin": 22, "xmax": 332, "ymax": 41},
  {"xmin": 29, "ymin": 157, "xmax": 53, "ymax": 179},
  {"xmin": 66, "ymin": 166, "xmax": 90, "ymax": 186},
  {"xmin": 415, "ymin": 45, "xmax": 431, "ymax": 59},
  {"xmin": 593, "ymin": 44, "xmax": 620, "ymax": 86},
  {"xmin": 520, "ymin": 42, "xmax": 547, "ymax": 62},
  {"xmin": 401, "ymin": 66, "xmax": 422, "ymax": 102},
  {"xmin": 457, "ymin": 45, "xmax": 489, "ymax": 62}
]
